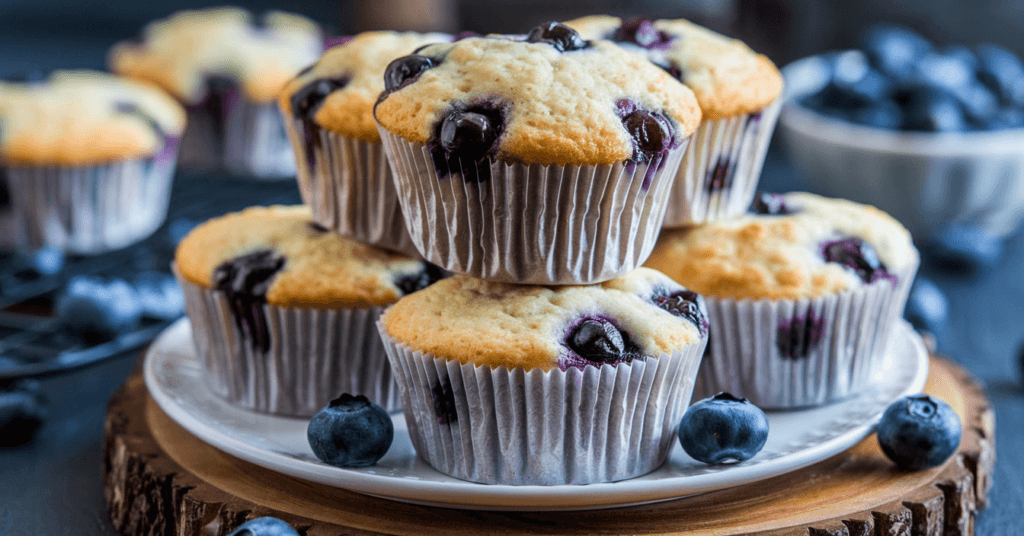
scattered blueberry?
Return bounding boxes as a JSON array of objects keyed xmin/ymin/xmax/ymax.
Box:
[
  {"xmin": 749, "ymin": 192, "xmax": 793, "ymax": 215},
  {"xmin": 925, "ymin": 224, "xmax": 1003, "ymax": 274},
  {"xmin": 166, "ymin": 217, "xmax": 198, "ymax": 246},
  {"xmin": 614, "ymin": 18, "xmax": 673, "ymax": 50},
  {"xmin": 383, "ymin": 54, "xmax": 436, "ymax": 91},
  {"xmin": 564, "ymin": 317, "xmax": 639, "ymax": 368},
  {"xmin": 392, "ymin": 263, "xmax": 446, "ymax": 295},
  {"xmin": 877, "ymin": 394, "xmax": 961, "ymax": 470},
  {"xmin": 654, "ymin": 290, "xmax": 708, "ymax": 335},
  {"xmin": 214, "ymin": 249, "xmax": 286, "ymax": 353},
  {"xmin": 821, "ymin": 237, "xmax": 893, "ymax": 284},
  {"xmin": 226, "ymin": 516, "xmax": 299, "ymax": 536},
  {"xmin": 678, "ymin": 392, "xmax": 769, "ymax": 464},
  {"xmin": 525, "ymin": 22, "xmax": 588, "ymax": 52},
  {"xmin": 904, "ymin": 277, "xmax": 948, "ymax": 335},
  {"xmin": 56, "ymin": 276, "xmax": 143, "ymax": 342},
  {"xmin": 776, "ymin": 310, "xmax": 825, "ymax": 359},
  {"xmin": 133, "ymin": 271, "xmax": 185, "ymax": 320},
  {"xmin": 307, "ymin": 393, "xmax": 394, "ymax": 467},
  {"xmin": 0, "ymin": 380, "xmax": 47, "ymax": 447}
]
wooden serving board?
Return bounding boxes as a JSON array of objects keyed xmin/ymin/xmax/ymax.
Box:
[{"xmin": 103, "ymin": 356, "xmax": 994, "ymax": 536}]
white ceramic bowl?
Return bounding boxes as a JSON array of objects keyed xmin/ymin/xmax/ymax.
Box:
[{"xmin": 779, "ymin": 52, "xmax": 1024, "ymax": 239}]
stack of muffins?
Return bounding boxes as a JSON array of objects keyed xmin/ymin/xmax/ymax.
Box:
[{"xmin": 173, "ymin": 16, "xmax": 921, "ymax": 487}]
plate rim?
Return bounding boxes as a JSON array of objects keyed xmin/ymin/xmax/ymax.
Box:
[{"xmin": 144, "ymin": 318, "xmax": 929, "ymax": 511}]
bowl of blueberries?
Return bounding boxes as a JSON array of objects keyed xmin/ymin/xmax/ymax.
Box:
[{"xmin": 779, "ymin": 24, "xmax": 1024, "ymax": 246}]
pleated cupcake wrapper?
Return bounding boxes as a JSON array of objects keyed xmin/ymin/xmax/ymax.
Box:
[
  {"xmin": 378, "ymin": 321, "xmax": 704, "ymax": 485},
  {"xmin": 223, "ymin": 100, "xmax": 296, "ymax": 179},
  {"xmin": 378, "ymin": 127, "xmax": 688, "ymax": 284},
  {"xmin": 2, "ymin": 150, "xmax": 177, "ymax": 254},
  {"xmin": 662, "ymin": 98, "xmax": 782, "ymax": 227},
  {"xmin": 286, "ymin": 119, "xmax": 418, "ymax": 256},
  {"xmin": 692, "ymin": 261, "xmax": 918, "ymax": 409},
  {"xmin": 176, "ymin": 273, "xmax": 400, "ymax": 417}
]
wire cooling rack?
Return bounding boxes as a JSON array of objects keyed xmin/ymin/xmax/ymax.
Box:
[{"xmin": 0, "ymin": 172, "xmax": 302, "ymax": 380}]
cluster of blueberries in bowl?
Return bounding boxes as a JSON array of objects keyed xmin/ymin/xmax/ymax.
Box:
[{"xmin": 801, "ymin": 24, "xmax": 1024, "ymax": 132}]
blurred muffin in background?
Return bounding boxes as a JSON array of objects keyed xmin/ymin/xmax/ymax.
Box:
[
  {"xmin": 0, "ymin": 70, "xmax": 185, "ymax": 254},
  {"xmin": 110, "ymin": 7, "xmax": 322, "ymax": 179}
]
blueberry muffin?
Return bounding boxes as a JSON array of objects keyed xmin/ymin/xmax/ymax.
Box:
[
  {"xmin": 373, "ymin": 23, "xmax": 702, "ymax": 284},
  {"xmin": 566, "ymin": 16, "xmax": 784, "ymax": 225},
  {"xmin": 279, "ymin": 31, "xmax": 450, "ymax": 255},
  {"xmin": 175, "ymin": 205, "xmax": 445, "ymax": 416},
  {"xmin": 378, "ymin": 267, "xmax": 707, "ymax": 484},
  {"xmin": 110, "ymin": 7, "xmax": 322, "ymax": 177},
  {"xmin": 645, "ymin": 192, "xmax": 919, "ymax": 408},
  {"xmin": 0, "ymin": 70, "xmax": 185, "ymax": 253}
]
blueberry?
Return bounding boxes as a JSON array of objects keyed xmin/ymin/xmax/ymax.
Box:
[
  {"xmin": 0, "ymin": 380, "xmax": 47, "ymax": 447},
  {"xmin": 290, "ymin": 77, "xmax": 348, "ymax": 169},
  {"xmin": 383, "ymin": 55, "xmax": 436, "ymax": 91},
  {"xmin": 525, "ymin": 22, "xmax": 588, "ymax": 52},
  {"xmin": 440, "ymin": 111, "xmax": 500, "ymax": 157},
  {"xmin": 13, "ymin": 247, "xmax": 64, "ymax": 277},
  {"xmin": 431, "ymin": 104, "xmax": 505, "ymax": 182},
  {"xmin": 955, "ymin": 83, "xmax": 999, "ymax": 127},
  {"xmin": 614, "ymin": 18, "xmax": 673, "ymax": 49},
  {"xmin": 914, "ymin": 51, "xmax": 975, "ymax": 94},
  {"xmin": 133, "ymin": 271, "xmax": 185, "ymax": 320},
  {"xmin": 114, "ymin": 101, "xmax": 165, "ymax": 137},
  {"xmin": 925, "ymin": 224, "xmax": 1003, "ymax": 274},
  {"xmin": 654, "ymin": 290, "xmax": 708, "ymax": 335},
  {"xmin": 820, "ymin": 237, "xmax": 892, "ymax": 284},
  {"xmin": 678, "ymin": 392, "xmax": 769, "ymax": 465},
  {"xmin": 214, "ymin": 249, "xmax": 286, "ymax": 353},
  {"xmin": 987, "ymin": 107, "xmax": 1024, "ymax": 130},
  {"xmin": 750, "ymin": 192, "xmax": 792, "ymax": 215},
  {"xmin": 621, "ymin": 109, "xmax": 675, "ymax": 160},
  {"xmin": 975, "ymin": 44, "xmax": 1024, "ymax": 106},
  {"xmin": 851, "ymin": 99, "xmax": 902, "ymax": 129},
  {"xmin": 392, "ymin": 263, "xmax": 446, "ymax": 295},
  {"xmin": 56, "ymin": 276, "xmax": 143, "ymax": 342},
  {"xmin": 307, "ymin": 393, "xmax": 394, "ymax": 468},
  {"xmin": 877, "ymin": 394, "xmax": 961, "ymax": 470},
  {"xmin": 564, "ymin": 317, "xmax": 639, "ymax": 368},
  {"xmin": 895, "ymin": 85, "xmax": 968, "ymax": 132},
  {"xmin": 226, "ymin": 516, "xmax": 299, "ymax": 536},
  {"xmin": 652, "ymin": 59, "xmax": 684, "ymax": 82},
  {"xmin": 862, "ymin": 24, "xmax": 933, "ymax": 78},
  {"xmin": 904, "ymin": 277, "xmax": 948, "ymax": 335}
]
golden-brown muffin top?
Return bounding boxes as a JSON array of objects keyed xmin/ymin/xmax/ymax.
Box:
[
  {"xmin": 645, "ymin": 192, "xmax": 918, "ymax": 300},
  {"xmin": 373, "ymin": 30, "xmax": 701, "ymax": 166},
  {"xmin": 564, "ymin": 16, "xmax": 783, "ymax": 120},
  {"xmin": 110, "ymin": 7, "xmax": 322, "ymax": 104},
  {"xmin": 175, "ymin": 205, "xmax": 436, "ymax": 308},
  {"xmin": 381, "ymin": 268, "xmax": 705, "ymax": 371},
  {"xmin": 279, "ymin": 31, "xmax": 451, "ymax": 142},
  {"xmin": 0, "ymin": 71, "xmax": 186, "ymax": 165}
]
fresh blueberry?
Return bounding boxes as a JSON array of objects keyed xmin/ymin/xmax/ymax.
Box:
[
  {"xmin": 393, "ymin": 263, "xmax": 446, "ymax": 295},
  {"xmin": 564, "ymin": 317, "xmax": 640, "ymax": 368},
  {"xmin": 1018, "ymin": 341, "xmax": 1024, "ymax": 388},
  {"xmin": 307, "ymin": 393, "xmax": 394, "ymax": 468},
  {"xmin": 56, "ymin": 276, "xmax": 143, "ymax": 342},
  {"xmin": 678, "ymin": 392, "xmax": 769, "ymax": 465},
  {"xmin": 851, "ymin": 99, "xmax": 902, "ymax": 129},
  {"xmin": 133, "ymin": 271, "xmax": 185, "ymax": 320},
  {"xmin": 821, "ymin": 237, "xmax": 892, "ymax": 284},
  {"xmin": 166, "ymin": 217, "xmax": 198, "ymax": 246},
  {"xmin": 525, "ymin": 22, "xmax": 588, "ymax": 52},
  {"xmin": 862, "ymin": 24, "xmax": 933, "ymax": 78},
  {"xmin": 955, "ymin": 83, "xmax": 1000, "ymax": 127},
  {"xmin": 614, "ymin": 18, "xmax": 673, "ymax": 50},
  {"xmin": 904, "ymin": 277, "xmax": 948, "ymax": 335},
  {"xmin": 214, "ymin": 249, "xmax": 286, "ymax": 353},
  {"xmin": 750, "ymin": 192, "xmax": 792, "ymax": 215},
  {"xmin": 226, "ymin": 516, "xmax": 299, "ymax": 536},
  {"xmin": 0, "ymin": 379, "xmax": 47, "ymax": 447},
  {"xmin": 13, "ymin": 247, "xmax": 64, "ymax": 277},
  {"xmin": 895, "ymin": 85, "xmax": 968, "ymax": 132},
  {"xmin": 383, "ymin": 54, "xmax": 436, "ymax": 91},
  {"xmin": 654, "ymin": 290, "xmax": 708, "ymax": 336},
  {"xmin": 621, "ymin": 109, "xmax": 675, "ymax": 161},
  {"xmin": 914, "ymin": 51, "xmax": 975, "ymax": 94},
  {"xmin": 877, "ymin": 394, "xmax": 961, "ymax": 470},
  {"xmin": 975, "ymin": 44, "xmax": 1024, "ymax": 106},
  {"xmin": 925, "ymin": 224, "xmax": 1003, "ymax": 274}
]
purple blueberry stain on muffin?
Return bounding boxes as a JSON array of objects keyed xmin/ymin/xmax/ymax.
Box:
[
  {"xmin": 653, "ymin": 289, "xmax": 709, "ymax": 336},
  {"xmin": 431, "ymin": 380, "xmax": 458, "ymax": 425},
  {"xmin": 525, "ymin": 22, "xmax": 590, "ymax": 52},
  {"xmin": 290, "ymin": 77, "xmax": 349, "ymax": 170},
  {"xmin": 429, "ymin": 101, "xmax": 507, "ymax": 182},
  {"xmin": 749, "ymin": 192, "xmax": 794, "ymax": 215},
  {"xmin": 451, "ymin": 31, "xmax": 479, "ymax": 42},
  {"xmin": 706, "ymin": 158, "xmax": 734, "ymax": 193},
  {"xmin": 616, "ymin": 99, "xmax": 680, "ymax": 189},
  {"xmin": 113, "ymin": 101, "xmax": 180, "ymax": 168},
  {"xmin": 821, "ymin": 237, "xmax": 898, "ymax": 286},
  {"xmin": 776, "ymin": 310, "xmax": 825, "ymax": 359},
  {"xmin": 213, "ymin": 249, "xmax": 286, "ymax": 353},
  {"xmin": 560, "ymin": 316, "xmax": 642, "ymax": 371},
  {"xmin": 613, "ymin": 18, "xmax": 674, "ymax": 50},
  {"xmin": 393, "ymin": 263, "xmax": 447, "ymax": 295},
  {"xmin": 323, "ymin": 35, "xmax": 353, "ymax": 50}
]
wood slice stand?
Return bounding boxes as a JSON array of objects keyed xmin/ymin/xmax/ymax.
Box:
[{"xmin": 103, "ymin": 356, "xmax": 995, "ymax": 536}]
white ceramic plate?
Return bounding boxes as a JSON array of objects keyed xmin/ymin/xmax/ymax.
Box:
[{"xmin": 145, "ymin": 318, "xmax": 928, "ymax": 511}]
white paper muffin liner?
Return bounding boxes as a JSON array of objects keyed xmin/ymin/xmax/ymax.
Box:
[
  {"xmin": 176, "ymin": 272, "xmax": 399, "ymax": 417},
  {"xmin": 662, "ymin": 98, "xmax": 782, "ymax": 227},
  {"xmin": 378, "ymin": 127, "xmax": 689, "ymax": 284},
  {"xmin": 378, "ymin": 320, "xmax": 704, "ymax": 485},
  {"xmin": 692, "ymin": 262, "xmax": 918, "ymax": 409},
  {"xmin": 2, "ymin": 147, "xmax": 177, "ymax": 254},
  {"xmin": 223, "ymin": 100, "xmax": 296, "ymax": 179},
  {"xmin": 286, "ymin": 120, "xmax": 418, "ymax": 256}
]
